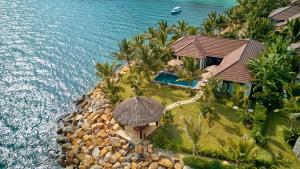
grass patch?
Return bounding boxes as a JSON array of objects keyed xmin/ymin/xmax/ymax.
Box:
[{"xmin": 118, "ymin": 74, "xmax": 300, "ymax": 168}]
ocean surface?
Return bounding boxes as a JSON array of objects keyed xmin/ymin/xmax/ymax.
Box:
[{"xmin": 0, "ymin": 0, "xmax": 236, "ymax": 168}]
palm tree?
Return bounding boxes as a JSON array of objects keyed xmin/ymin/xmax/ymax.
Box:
[
  {"xmin": 232, "ymin": 84, "xmax": 246, "ymax": 108},
  {"xmin": 126, "ymin": 71, "xmax": 144, "ymax": 96},
  {"xmin": 243, "ymin": 17, "xmax": 274, "ymax": 41},
  {"xmin": 199, "ymin": 84, "xmax": 215, "ymax": 118},
  {"xmin": 135, "ymin": 45, "xmax": 162, "ymax": 82},
  {"xmin": 248, "ymin": 51, "xmax": 294, "ymax": 110},
  {"xmin": 112, "ymin": 39, "xmax": 134, "ymax": 71},
  {"xmin": 183, "ymin": 115, "xmax": 202, "ymax": 155},
  {"xmin": 222, "ymin": 138, "xmax": 257, "ymax": 164},
  {"xmin": 95, "ymin": 62, "xmax": 121, "ymax": 84},
  {"xmin": 201, "ymin": 11, "xmax": 218, "ymax": 35},
  {"xmin": 201, "ymin": 11, "xmax": 226, "ymax": 36},
  {"xmin": 188, "ymin": 26, "xmax": 199, "ymax": 35},
  {"xmin": 102, "ymin": 79, "xmax": 124, "ymax": 105},
  {"xmin": 172, "ymin": 20, "xmax": 190, "ymax": 40},
  {"xmin": 157, "ymin": 20, "xmax": 169, "ymax": 34},
  {"xmin": 177, "ymin": 57, "xmax": 201, "ymax": 95}
]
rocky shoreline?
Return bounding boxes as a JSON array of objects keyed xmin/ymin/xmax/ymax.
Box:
[{"xmin": 56, "ymin": 67, "xmax": 184, "ymax": 169}]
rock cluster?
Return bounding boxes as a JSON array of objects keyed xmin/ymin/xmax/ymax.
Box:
[{"xmin": 57, "ymin": 76, "xmax": 183, "ymax": 168}]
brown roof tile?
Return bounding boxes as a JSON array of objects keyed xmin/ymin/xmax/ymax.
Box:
[
  {"xmin": 270, "ymin": 4, "xmax": 300, "ymax": 21},
  {"xmin": 170, "ymin": 35, "xmax": 265, "ymax": 83}
]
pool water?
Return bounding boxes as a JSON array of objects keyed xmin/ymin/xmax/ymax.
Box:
[{"xmin": 154, "ymin": 72, "xmax": 198, "ymax": 88}]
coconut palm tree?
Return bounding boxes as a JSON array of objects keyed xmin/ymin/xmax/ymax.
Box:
[
  {"xmin": 243, "ymin": 17, "xmax": 274, "ymax": 41},
  {"xmin": 95, "ymin": 62, "xmax": 121, "ymax": 84},
  {"xmin": 198, "ymin": 84, "xmax": 215, "ymax": 118},
  {"xmin": 126, "ymin": 71, "xmax": 144, "ymax": 96},
  {"xmin": 172, "ymin": 20, "xmax": 190, "ymax": 40},
  {"xmin": 102, "ymin": 79, "xmax": 124, "ymax": 105},
  {"xmin": 157, "ymin": 20, "xmax": 169, "ymax": 34},
  {"xmin": 232, "ymin": 84, "xmax": 247, "ymax": 108},
  {"xmin": 112, "ymin": 39, "xmax": 134, "ymax": 71},
  {"xmin": 201, "ymin": 11, "xmax": 218, "ymax": 35},
  {"xmin": 177, "ymin": 57, "xmax": 201, "ymax": 95},
  {"xmin": 183, "ymin": 115, "xmax": 202, "ymax": 155},
  {"xmin": 188, "ymin": 26, "xmax": 199, "ymax": 35},
  {"xmin": 135, "ymin": 45, "xmax": 162, "ymax": 82}
]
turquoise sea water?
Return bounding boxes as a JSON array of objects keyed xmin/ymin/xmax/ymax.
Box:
[{"xmin": 0, "ymin": 0, "xmax": 236, "ymax": 168}]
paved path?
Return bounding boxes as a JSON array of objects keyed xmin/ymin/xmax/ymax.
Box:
[{"xmin": 165, "ymin": 91, "xmax": 203, "ymax": 112}]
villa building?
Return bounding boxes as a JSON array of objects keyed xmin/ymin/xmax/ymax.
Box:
[
  {"xmin": 269, "ymin": 1, "xmax": 300, "ymax": 27},
  {"xmin": 170, "ymin": 35, "xmax": 265, "ymax": 94}
]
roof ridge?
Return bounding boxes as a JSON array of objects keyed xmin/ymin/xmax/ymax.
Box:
[
  {"xmin": 270, "ymin": 5, "xmax": 293, "ymax": 17},
  {"xmin": 213, "ymin": 43, "xmax": 248, "ymax": 76},
  {"xmin": 193, "ymin": 37, "xmax": 207, "ymax": 57},
  {"xmin": 197, "ymin": 34, "xmax": 250, "ymax": 43},
  {"xmin": 173, "ymin": 36, "xmax": 197, "ymax": 53},
  {"xmin": 169, "ymin": 36, "xmax": 188, "ymax": 47}
]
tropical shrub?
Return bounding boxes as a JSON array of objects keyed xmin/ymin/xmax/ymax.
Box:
[
  {"xmin": 183, "ymin": 156, "xmax": 235, "ymax": 169},
  {"xmin": 162, "ymin": 111, "xmax": 174, "ymax": 126},
  {"xmin": 183, "ymin": 116, "xmax": 202, "ymax": 155},
  {"xmin": 221, "ymin": 138, "xmax": 257, "ymax": 164},
  {"xmin": 252, "ymin": 131, "xmax": 269, "ymax": 147},
  {"xmin": 232, "ymin": 84, "xmax": 246, "ymax": 107},
  {"xmin": 282, "ymin": 127, "xmax": 300, "ymax": 146},
  {"xmin": 206, "ymin": 77, "xmax": 223, "ymax": 99},
  {"xmin": 251, "ymin": 108, "xmax": 269, "ymax": 146}
]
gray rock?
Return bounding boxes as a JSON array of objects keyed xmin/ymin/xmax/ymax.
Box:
[
  {"xmin": 293, "ymin": 137, "xmax": 300, "ymax": 159},
  {"xmin": 92, "ymin": 147, "xmax": 100, "ymax": 157}
]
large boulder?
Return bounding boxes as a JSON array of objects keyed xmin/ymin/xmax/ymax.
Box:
[
  {"xmin": 135, "ymin": 144, "xmax": 143, "ymax": 154},
  {"xmin": 149, "ymin": 162, "xmax": 159, "ymax": 169},
  {"xmin": 82, "ymin": 155, "xmax": 94, "ymax": 167},
  {"xmin": 110, "ymin": 152, "xmax": 122, "ymax": 163},
  {"xmin": 100, "ymin": 148, "xmax": 108, "ymax": 157},
  {"xmin": 150, "ymin": 154, "xmax": 159, "ymax": 161},
  {"xmin": 91, "ymin": 147, "xmax": 100, "ymax": 157},
  {"xmin": 174, "ymin": 163, "xmax": 183, "ymax": 169},
  {"xmin": 158, "ymin": 158, "xmax": 173, "ymax": 168}
]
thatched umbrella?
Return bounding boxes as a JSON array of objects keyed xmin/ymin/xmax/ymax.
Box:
[
  {"xmin": 113, "ymin": 96, "xmax": 164, "ymax": 139},
  {"xmin": 167, "ymin": 59, "xmax": 183, "ymax": 67}
]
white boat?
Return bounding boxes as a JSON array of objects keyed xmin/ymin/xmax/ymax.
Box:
[{"xmin": 171, "ymin": 6, "xmax": 182, "ymax": 15}]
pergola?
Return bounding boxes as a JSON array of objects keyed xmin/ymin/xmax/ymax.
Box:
[{"xmin": 112, "ymin": 96, "xmax": 164, "ymax": 139}]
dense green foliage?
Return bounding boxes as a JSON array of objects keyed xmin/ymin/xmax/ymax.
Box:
[
  {"xmin": 98, "ymin": 0, "xmax": 300, "ymax": 167},
  {"xmin": 183, "ymin": 156, "xmax": 235, "ymax": 169},
  {"xmin": 282, "ymin": 127, "xmax": 300, "ymax": 146}
]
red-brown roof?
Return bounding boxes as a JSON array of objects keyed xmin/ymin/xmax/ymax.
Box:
[
  {"xmin": 269, "ymin": 4, "xmax": 300, "ymax": 21},
  {"xmin": 170, "ymin": 35, "xmax": 265, "ymax": 84}
]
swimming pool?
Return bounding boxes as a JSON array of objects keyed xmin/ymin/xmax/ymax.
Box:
[{"xmin": 153, "ymin": 72, "xmax": 198, "ymax": 89}]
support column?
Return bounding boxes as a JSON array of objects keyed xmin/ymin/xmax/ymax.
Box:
[
  {"xmin": 139, "ymin": 127, "xmax": 143, "ymax": 139},
  {"xmin": 156, "ymin": 121, "xmax": 159, "ymax": 126}
]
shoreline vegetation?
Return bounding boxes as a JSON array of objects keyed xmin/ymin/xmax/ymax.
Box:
[{"xmin": 56, "ymin": 0, "xmax": 300, "ymax": 168}]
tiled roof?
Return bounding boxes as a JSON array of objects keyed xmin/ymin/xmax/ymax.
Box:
[
  {"xmin": 170, "ymin": 35, "xmax": 265, "ymax": 83},
  {"xmin": 269, "ymin": 4, "xmax": 300, "ymax": 21}
]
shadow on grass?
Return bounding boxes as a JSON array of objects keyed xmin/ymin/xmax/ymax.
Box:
[{"xmin": 149, "ymin": 123, "xmax": 185, "ymax": 150}]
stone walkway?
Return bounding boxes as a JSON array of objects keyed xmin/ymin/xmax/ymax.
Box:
[{"xmin": 165, "ymin": 90, "xmax": 203, "ymax": 112}]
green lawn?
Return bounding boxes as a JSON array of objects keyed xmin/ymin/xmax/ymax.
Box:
[{"xmin": 118, "ymin": 75, "xmax": 300, "ymax": 168}]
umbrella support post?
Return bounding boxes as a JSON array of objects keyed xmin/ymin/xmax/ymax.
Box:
[{"xmin": 139, "ymin": 127, "xmax": 143, "ymax": 139}]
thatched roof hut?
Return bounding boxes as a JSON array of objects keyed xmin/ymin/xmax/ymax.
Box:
[{"xmin": 113, "ymin": 96, "xmax": 164, "ymax": 127}]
